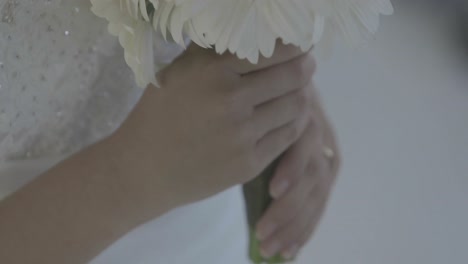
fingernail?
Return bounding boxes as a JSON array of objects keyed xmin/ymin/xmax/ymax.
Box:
[
  {"xmin": 261, "ymin": 240, "xmax": 282, "ymax": 258},
  {"xmin": 270, "ymin": 180, "xmax": 289, "ymax": 199},
  {"xmin": 256, "ymin": 223, "xmax": 277, "ymax": 241},
  {"xmin": 282, "ymin": 243, "xmax": 300, "ymax": 259}
]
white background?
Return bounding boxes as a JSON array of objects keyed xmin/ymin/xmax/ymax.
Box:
[{"xmin": 298, "ymin": 1, "xmax": 468, "ymax": 263}]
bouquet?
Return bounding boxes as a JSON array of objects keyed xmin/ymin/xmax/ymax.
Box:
[{"xmin": 91, "ymin": 0, "xmax": 393, "ymax": 263}]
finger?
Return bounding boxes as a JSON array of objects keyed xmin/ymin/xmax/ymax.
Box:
[
  {"xmin": 256, "ymin": 146, "xmax": 330, "ymax": 245},
  {"xmin": 250, "ymin": 88, "xmax": 308, "ymax": 142},
  {"xmin": 223, "ymin": 42, "xmax": 308, "ymax": 74},
  {"xmin": 259, "ymin": 185, "xmax": 322, "ymax": 259},
  {"xmin": 269, "ymin": 114, "xmax": 322, "ymax": 199},
  {"xmin": 255, "ymin": 168, "xmax": 315, "ymax": 242},
  {"xmin": 295, "ymin": 176, "xmax": 332, "ymax": 248},
  {"xmin": 254, "ymin": 109, "xmax": 309, "ymax": 173},
  {"xmin": 297, "ymin": 196, "xmax": 328, "ymax": 248},
  {"xmin": 238, "ymin": 54, "xmax": 316, "ymax": 106}
]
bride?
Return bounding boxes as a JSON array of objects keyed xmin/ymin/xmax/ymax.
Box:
[{"xmin": 0, "ymin": 1, "xmax": 340, "ymax": 263}]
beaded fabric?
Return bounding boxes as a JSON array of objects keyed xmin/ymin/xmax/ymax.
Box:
[{"xmin": 0, "ymin": 0, "xmax": 183, "ymax": 164}]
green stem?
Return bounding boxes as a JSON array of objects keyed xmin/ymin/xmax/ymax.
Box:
[{"xmin": 243, "ymin": 154, "xmax": 293, "ymax": 264}]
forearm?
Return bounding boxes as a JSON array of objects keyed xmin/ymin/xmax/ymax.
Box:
[{"xmin": 0, "ymin": 134, "xmax": 168, "ymax": 264}]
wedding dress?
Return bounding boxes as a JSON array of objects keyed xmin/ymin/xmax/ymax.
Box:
[{"xmin": 0, "ymin": 0, "xmax": 249, "ymax": 263}]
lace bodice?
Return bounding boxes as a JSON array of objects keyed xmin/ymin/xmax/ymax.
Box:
[{"xmin": 0, "ymin": 0, "xmax": 182, "ymax": 164}]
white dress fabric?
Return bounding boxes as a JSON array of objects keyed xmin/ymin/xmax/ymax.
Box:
[{"xmin": 0, "ymin": 0, "xmax": 249, "ymax": 263}]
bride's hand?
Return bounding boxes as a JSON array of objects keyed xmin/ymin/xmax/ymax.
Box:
[
  {"xmin": 256, "ymin": 82, "xmax": 341, "ymax": 259},
  {"xmin": 112, "ymin": 44, "xmax": 316, "ymax": 219}
]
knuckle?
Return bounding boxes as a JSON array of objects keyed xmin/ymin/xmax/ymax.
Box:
[{"xmin": 292, "ymin": 56, "xmax": 313, "ymax": 86}]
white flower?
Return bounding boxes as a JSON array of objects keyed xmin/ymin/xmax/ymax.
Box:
[
  {"xmin": 91, "ymin": 0, "xmax": 158, "ymax": 87},
  {"xmin": 155, "ymin": 0, "xmax": 393, "ymax": 59},
  {"xmin": 91, "ymin": 0, "xmax": 393, "ymax": 88}
]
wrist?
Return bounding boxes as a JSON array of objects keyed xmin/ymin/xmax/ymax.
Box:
[{"xmin": 102, "ymin": 123, "xmax": 174, "ymax": 226}]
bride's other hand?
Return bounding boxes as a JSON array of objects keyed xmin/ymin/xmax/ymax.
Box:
[{"xmin": 256, "ymin": 82, "xmax": 341, "ymax": 259}]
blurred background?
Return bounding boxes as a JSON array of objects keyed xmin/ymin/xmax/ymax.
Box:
[{"xmin": 298, "ymin": 0, "xmax": 468, "ymax": 263}]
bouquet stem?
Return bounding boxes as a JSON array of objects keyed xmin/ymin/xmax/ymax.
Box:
[{"xmin": 243, "ymin": 154, "xmax": 291, "ymax": 264}]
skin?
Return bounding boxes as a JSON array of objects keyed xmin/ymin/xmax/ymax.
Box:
[
  {"xmin": 257, "ymin": 81, "xmax": 341, "ymax": 259},
  {"xmin": 0, "ymin": 43, "xmax": 325, "ymax": 264}
]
